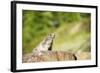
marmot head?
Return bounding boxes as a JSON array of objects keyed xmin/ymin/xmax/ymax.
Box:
[
  {"xmin": 42, "ymin": 33, "xmax": 55, "ymax": 47},
  {"xmin": 48, "ymin": 33, "xmax": 55, "ymax": 39}
]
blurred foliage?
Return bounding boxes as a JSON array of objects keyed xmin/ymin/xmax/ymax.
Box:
[{"xmin": 22, "ymin": 10, "xmax": 91, "ymax": 54}]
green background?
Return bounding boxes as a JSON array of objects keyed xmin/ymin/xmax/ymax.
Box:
[{"xmin": 22, "ymin": 10, "xmax": 91, "ymax": 54}]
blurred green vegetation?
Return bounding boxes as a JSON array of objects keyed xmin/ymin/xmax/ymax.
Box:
[{"xmin": 22, "ymin": 10, "xmax": 91, "ymax": 54}]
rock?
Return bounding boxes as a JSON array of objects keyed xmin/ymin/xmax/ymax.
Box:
[{"xmin": 22, "ymin": 51, "xmax": 77, "ymax": 63}]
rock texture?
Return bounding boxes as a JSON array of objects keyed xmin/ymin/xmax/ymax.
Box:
[{"xmin": 22, "ymin": 51, "xmax": 77, "ymax": 63}]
